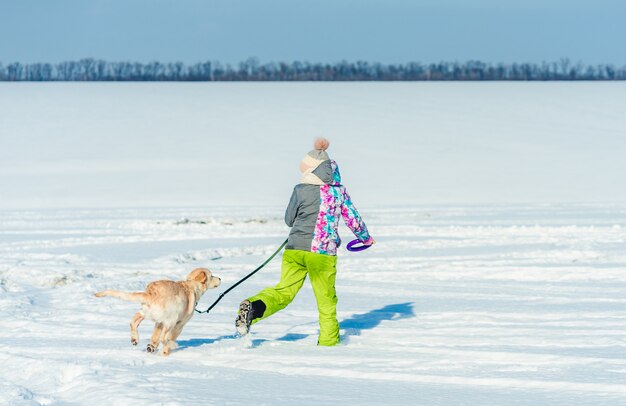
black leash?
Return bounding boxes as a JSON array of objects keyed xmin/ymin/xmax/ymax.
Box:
[{"xmin": 195, "ymin": 239, "xmax": 288, "ymax": 314}]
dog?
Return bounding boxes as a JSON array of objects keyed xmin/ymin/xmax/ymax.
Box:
[{"xmin": 95, "ymin": 268, "xmax": 221, "ymax": 356}]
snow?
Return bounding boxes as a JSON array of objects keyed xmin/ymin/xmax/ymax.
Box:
[
  {"xmin": 2, "ymin": 205, "xmax": 626, "ymax": 405},
  {"xmin": 1, "ymin": 82, "xmax": 626, "ymax": 209},
  {"xmin": 2, "ymin": 82, "xmax": 626, "ymax": 404}
]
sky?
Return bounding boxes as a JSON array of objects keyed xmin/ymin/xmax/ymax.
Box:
[{"xmin": 0, "ymin": 0, "xmax": 625, "ymax": 65}]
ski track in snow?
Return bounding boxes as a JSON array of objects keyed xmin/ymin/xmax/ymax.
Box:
[{"xmin": 1, "ymin": 205, "xmax": 626, "ymax": 405}]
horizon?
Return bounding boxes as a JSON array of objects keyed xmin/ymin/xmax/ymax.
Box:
[
  {"xmin": 2, "ymin": 58, "xmax": 624, "ymax": 82},
  {"xmin": 1, "ymin": 57, "xmax": 624, "ymax": 66}
]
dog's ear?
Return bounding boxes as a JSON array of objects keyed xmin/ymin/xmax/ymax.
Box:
[{"xmin": 189, "ymin": 268, "xmax": 209, "ymax": 284}]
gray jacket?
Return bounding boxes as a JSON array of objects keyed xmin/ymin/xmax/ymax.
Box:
[{"xmin": 285, "ymin": 160, "xmax": 371, "ymax": 256}]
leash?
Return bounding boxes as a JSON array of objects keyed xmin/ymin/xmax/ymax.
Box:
[{"xmin": 195, "ymin": 239, "xmax": 288, "ymax": 314}]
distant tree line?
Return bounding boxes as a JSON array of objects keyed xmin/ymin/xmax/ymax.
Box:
[{"xmin": 0, "ymin": 58, "xmax": 624, "ymax": 81}]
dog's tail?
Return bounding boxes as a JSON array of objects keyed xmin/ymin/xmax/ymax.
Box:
[{"xmin": 94, "ymin": 289, "xmax": 148, "ymax": 303}]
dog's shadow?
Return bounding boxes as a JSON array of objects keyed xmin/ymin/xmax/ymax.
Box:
[{"xmin": 177, "ymin": 334, "xmax": 238, "ymax": 349}]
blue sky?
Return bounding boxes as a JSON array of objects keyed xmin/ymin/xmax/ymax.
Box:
[{"xmin": 1, "ymin": 0, "xmax": 624, "ymax": 64}]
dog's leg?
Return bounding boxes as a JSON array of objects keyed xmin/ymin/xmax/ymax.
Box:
[
  {"xmin": 165, "ymin": 322, "xmax": 186, "ymax": 353},
  {"xmin": 169, "ymin": 321, "xmax": 185, "ymax": 342},
  {"xmin": 147, "ymin": 323, "xmax": 163, "ymax": 353},
  {"xmin": 160, "ymin": 326, "xmax": 174, "ymax": 356},
  {"xmin": 130, "ymin": 312, "xmax": 144, "ymax": 346}
]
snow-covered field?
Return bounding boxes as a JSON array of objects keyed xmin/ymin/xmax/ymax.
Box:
[
  {"xmin": 2, "ymin": 204, "xmax": 626, "ymax": 405},
  {"xmin": 2, "ymin": 82, "xmax": 626, "ymax": 405},
  {"xmin": 2, "ymin": 82, "xmax": 626, "ymax": 209}
]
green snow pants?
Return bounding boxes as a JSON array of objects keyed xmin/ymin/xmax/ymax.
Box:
[{"xmin": 247, "ymin": 249, "xmax": 340, "ymax": 346}]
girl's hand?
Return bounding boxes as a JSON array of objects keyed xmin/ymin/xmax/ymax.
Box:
[{"xmin": 363, "ymin": 237, "xmax": 376, "ymax": 246}]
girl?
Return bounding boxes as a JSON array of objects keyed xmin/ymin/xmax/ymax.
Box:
[{"xmin": 236, "ymin": 138, "xmax": 375, "ymax": 346}]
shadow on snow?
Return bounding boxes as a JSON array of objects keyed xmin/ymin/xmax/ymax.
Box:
[
  {"xmin": 177, "ymin": 334, "xmax": 238, "ymax": 349},
  {"xmin": 273, "ymin": 302, "xmax": 416, "ymax": 344},
  {"xmin": 179, "ymin": 302, "xmax": 415, "ymax": 349}
]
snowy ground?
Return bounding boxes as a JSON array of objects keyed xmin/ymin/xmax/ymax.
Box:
[
  {"xmin": 2, "ymin": 82, "xmax": 626, "ymax": 404},
  {"xmin": 2, "ymin": 82, "xmax": 626, "ymax": 209},
  {"xmin": 2, "ymin": 204, "xmax": 626, "ymax": 405}
]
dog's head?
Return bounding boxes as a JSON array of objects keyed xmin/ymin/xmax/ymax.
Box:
[{"xmin": 187, "ymin": 268, "xmax": 221, "ymax": 294}]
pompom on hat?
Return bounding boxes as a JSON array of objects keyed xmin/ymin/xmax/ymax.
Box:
[
  {"xmin": 300, "ymin": 137, "xmax": 330, "ymax": 171},
  {"xmin": 313, "ymin": 137, "xmax": 330, "ymax": 153}
]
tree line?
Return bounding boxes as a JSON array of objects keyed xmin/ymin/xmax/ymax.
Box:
[{"xmin": 0, "ymin": 58, "xmax": 624, "ymax": 81}]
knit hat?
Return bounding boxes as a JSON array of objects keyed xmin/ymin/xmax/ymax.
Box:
[{"xmin": 300, "ymin": 137, "xmax": 330, "ymax": 171}]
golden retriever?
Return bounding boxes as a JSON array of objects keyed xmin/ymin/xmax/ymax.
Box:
[{"xmin": 95, "ymin": 268, "xmax": 221, "ymax": 356}]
